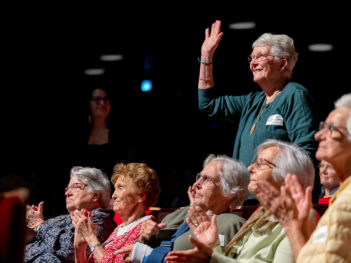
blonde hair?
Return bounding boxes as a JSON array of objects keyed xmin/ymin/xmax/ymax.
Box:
[{"xmin": 111, "ymin": 162, "xmax": 160, "ymax": 208}]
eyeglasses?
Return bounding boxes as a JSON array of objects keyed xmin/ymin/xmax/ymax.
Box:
[
  {"xmin": 65, "ymin": 183, "xmax": 87, "ymax": 193},
  {"xmin": 247, "ymin": 54, "xmax": 282, "ymax": 64},
  {"xmin": 251, "ymin": 158, "xmax": 276, "ymax": 170},
  {"xmin": 195, "ymin": 173, "xmax": 219, "ymax": 185},
  {"xmin": 91, "ymin": 96, "xmax": 111, "ymax": 104},
  {"xmin": 319, "ymin": 121, "xmax": 348, "ymax": 137}
]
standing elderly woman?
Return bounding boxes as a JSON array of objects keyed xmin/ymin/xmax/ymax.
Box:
[
  {"xmin": 25, "ymin": 166, "xmax": 116, "ymax": 263},
  {"xmin": 116, "ymin": 154, "xmax": 248, "ymax": 263},
  {"xmin": 165, "ymin": 139, "xmax": 317, "ymax": 263},
  {"xmin": 73, "ymin": 162, "xmax": 160, "ymax": 263},
  {"xmin": 197, "ymin": 21, "xmax": 319, "ymax": 190}
]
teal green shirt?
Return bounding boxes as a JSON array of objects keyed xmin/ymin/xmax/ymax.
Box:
[{"xmin": 198, "ymin": 82, "xmax": 319, "ymax": 167}]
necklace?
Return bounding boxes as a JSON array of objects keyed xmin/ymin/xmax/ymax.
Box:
[{"xmin": 250, "ymin": 98, "xmax": 268, "ymax": 135}]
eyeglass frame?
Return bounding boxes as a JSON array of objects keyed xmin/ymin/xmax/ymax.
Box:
[
  {"xmin": 65, "ymin": 183, "xmax": 87, "ymax": 193},
  {"xmin": 91, "ymin": 96, "xmax": 111, "ymax": 104},
  {"xmin": 319, "ymin": 121, "xmax": 348, "ymax": 137},
  {"xmin": 247, "ymin": 54, "xmax": 283, "ymax": 64},
  {"xmin": 251, "ymin": 158, "xmax": 277, "ymax": 170},
  {"xmin": 195, "ymin": 173, "xmax": 219, "ymax": 185}
]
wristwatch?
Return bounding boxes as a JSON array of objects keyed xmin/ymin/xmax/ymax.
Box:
[{"xmin": 90, "ymin": 243, "xmax": 101, "ymax": 253}]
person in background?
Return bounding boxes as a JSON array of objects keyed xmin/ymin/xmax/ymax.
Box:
[
  {"xmin": 25, "ymin": 166, "xmax": 116, "ymax": 263},
  {"xmin": 165, "ymin": 139, "xmax": 318, "ymax": 263},
  {"xmin": 115, "ymin": 154, "xmax": 248, "ymax": 263},
  {"xmin": 73, "ymin": 162, "xmax": 160, "ymax": 263},
  {"xmin": 69, "ymin": 86, "xmax": 140, "ymax": 180},
  {"xmin": 318, "ymin": 160, "xmax": 340, "ymax": 203},
  {"xmin": 254, "ymin": 93, "xmax": 351, "ymax": 262},
  {"xmin": 197, "ymin": 20, "xmax": 319, "ymax": 201}
]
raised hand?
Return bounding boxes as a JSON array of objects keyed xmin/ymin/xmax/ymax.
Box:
[
  {"xmin": 201, "ymin": 20, "xmax": 223, "ymax": 60},
  {"xmin": 186, "ymin": 206, "xmax": 219, "ymax": 249},
  {"xmin": 26, "ymin": 201, "xmax": 44, "ymax": 231},
  {"xmin": 285, "ymin": 174, "xmax": 312, "ymax": 224},
  {"xmin": 255, "ymin": 179, "xmax": 298, "ymax": 226},
  {"xmin": 187, "ymin": 186, "xmax": 196, "ymax": 207},
  {"xmin": 139, "ymin": 219, "xmax": 167, "ymax": 243},
  {"xmin": 72, "ymin": 209, "xmax": 96, "ymax": 247}
]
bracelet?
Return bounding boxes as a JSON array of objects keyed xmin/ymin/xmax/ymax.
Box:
[
  {"xmin": 90, "ymin": 243, "xmax": 101, "ymax": 253},
  {"xmin": 198, "ymin": 57, "xmax": 213, "ymax": 65},
  {"xmin": 36, "ymin": 224, "xmax": 42, "ymax": 232},
  {"xmin": 199, "ymin": 78, "xmax": 211, "ymax": 81}
]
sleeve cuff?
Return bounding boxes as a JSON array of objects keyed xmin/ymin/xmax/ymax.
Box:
[{"xmin": 131, "ymin": 242, "xmax": 153, "ymax": 263}]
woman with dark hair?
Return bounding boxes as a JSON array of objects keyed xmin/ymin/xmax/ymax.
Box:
[{"xmin": 71, "ymin": 86, "xmax": 134, "ymax": 178}]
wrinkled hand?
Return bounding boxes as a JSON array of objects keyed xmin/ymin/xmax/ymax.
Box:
[
  {"xmin": 186, "ymin": 206, "xmax": 219, "ymax": 249},
  {"xmin": 72, "ymin": 209, "xmax": 96, "ymax": 247},
  {"xmin": 201, "ymin": 20, "xmax": 223, "ymax": 58},
  {"xmin": 26, "ymin": 201, "xmax": 44, "ymax": 231},
  {"xmin": 139, "ymin": 219, "xmax": 167, "ymax": 243},
  {"xmin": 113, "ymin": 244, "xmax": 134, "ymax": 261},
  {"xmin": 256, "ymin": 174, "xmax": 312, "ymax": 229},
  {"xmin": 187, "ymin": 186, "xmax": 196, "ymax": 207},
  {"xmin": 284, "ymin": 174, "xmax": 312, "ymax": 224},
  {"xmin": 256, "ymin": 179, "xmax": 298, "ymax": 227},
  {"xmin": 165, "ymin": 236, "xmax": 212, "ymax": 263}
]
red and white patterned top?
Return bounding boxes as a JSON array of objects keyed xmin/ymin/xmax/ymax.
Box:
[{"xmin": 89, "ymin": 215, "xmax": 152, "ymax": 263}]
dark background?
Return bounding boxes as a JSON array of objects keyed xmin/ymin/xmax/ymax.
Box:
[{"xmin": 2, "ymin": 3, "xmax": 350, "ymax": 217}]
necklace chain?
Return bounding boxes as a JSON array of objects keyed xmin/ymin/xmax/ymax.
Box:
[{"xmin": 250, "ymin": 98, "xmax": 268, "ymax": 135}]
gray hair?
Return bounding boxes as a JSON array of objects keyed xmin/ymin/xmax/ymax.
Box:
[
  {"xmin": 255, "ymin": 139, "xmax": 315, "ymax": 189},
  {"xmin": 70, "ymin": 166, "xmax": 111, "ymax": 209},
  {"xmin": 204, "ymin": 154, "xmax": 249, "ymax": 208},
  {"xmin": 253, "ymin": 33, "xmax": 298, "ymax": 74},
  {"xmin": 334, "ymin": 93, "xmax": 351, "ymax": 140}
]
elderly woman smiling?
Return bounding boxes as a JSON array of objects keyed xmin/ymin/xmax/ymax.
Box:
[
  {"xmin": 25, "ymin": 166, "xmax": 116, "ymax": 263},
  {"xmin": 116, "ymin": 154, "xmax": 248, "ymax": 263},
  {"xmin": 165, "ymin": 139, "xmax": 317, "ymax": 263},
  {"xmin": 197, "ymin": 20, "xmax": 319, "ymax": 201},
  {"xmin": 73, "ymin": 162, "xmax": 160, "ymax": 263}
]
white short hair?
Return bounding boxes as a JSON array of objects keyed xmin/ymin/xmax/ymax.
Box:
[
  {"xmin": 334, "ymin": 93, "xmax": 351, "ymax": 140},
  {"xmin": 253, "ymin": 33, "xmax": 298, "ymax": 74}
]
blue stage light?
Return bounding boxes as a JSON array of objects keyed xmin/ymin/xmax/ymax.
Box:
[{"xmin": 141, "ymin": 80, "xmax": 152, "ymax": 92}]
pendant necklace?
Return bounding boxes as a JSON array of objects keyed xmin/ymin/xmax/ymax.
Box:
[{"xmin": 250, "ymin": 98, "xmax": 268, "ymax": 135}]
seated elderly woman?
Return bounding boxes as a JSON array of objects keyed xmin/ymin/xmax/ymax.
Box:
[
  {"xmin": 318, "ymin": 160, "xmax": 340, "ymax": 202},
  {"xmin": 165, "ymin": 139, "xmax": 317, "ymax": 263},
  {"xmin": 25, "ymin": 166, "xmax": 116, "ymax": 263},
  {"xmin": 73, "ymin": 162, "xmax": 160, "ymax": 263},
  {"xmin": 254, "ymin": 93, "xmax": 351, "ymax": 262},
  {"xmin": 117, "ymin": 154, "xmax": 248, "ymax": 263}
]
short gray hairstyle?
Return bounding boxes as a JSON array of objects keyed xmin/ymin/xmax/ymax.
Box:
[
  {"xmin": 70, "ymin": 166, "xmax": 111, "ymax": 209},
  {"xmin": 334, "ymin": 93, "xmax": 351, "ymax": 140},
  {"xmin": 255, "ymin": 139, "xmax": 315, "ymax": 189},
  {"xmin": 253, "ymin": 33, "xmax": 298, "ymax": 74},
  {"xmin": 204, "ymin": 154, "xmax": 249, "ymax": 208}
]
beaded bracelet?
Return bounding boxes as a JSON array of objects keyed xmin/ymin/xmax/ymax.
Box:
[{"xmin": 198, "ymin": 57, "xmax": 213, "ymax": 65}]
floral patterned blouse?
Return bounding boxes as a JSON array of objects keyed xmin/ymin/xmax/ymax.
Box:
[
  {"xmin": 89, "ymin": 215, "xmax": 152, "ymax": 263},
  {"xmin": 25, "ymin": 208, "xmax": 116, "ymax": 263}
]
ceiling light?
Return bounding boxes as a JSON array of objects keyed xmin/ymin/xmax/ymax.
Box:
[
  {"xmin": 228, "ymin": 21, "xmax": 256, "ymax": 30},
  {"xmin": 84, "ymin": 68, "xmax": 105, "ymax": 75},
  {"xmin": 308, "ymin": 43, "xmax": 333, "ymax": 52},
  {"xmin": 100, "ymin": 54, "xmax": 124, "ymax": 61}
]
